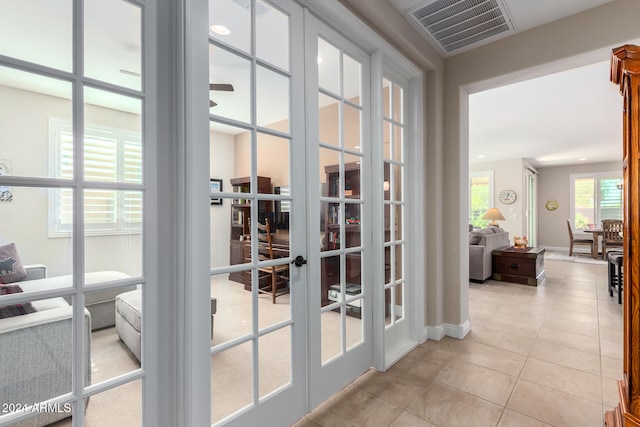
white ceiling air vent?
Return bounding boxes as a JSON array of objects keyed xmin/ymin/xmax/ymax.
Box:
[{"xmin": 407, "ymin": 0, "xmax": 514, "ymax": 56}]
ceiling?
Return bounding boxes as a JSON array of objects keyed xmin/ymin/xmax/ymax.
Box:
[
  {"xmin": 389, "ymin": 0, "xmax": 628, "ymax": 168},
  {"xmin": 468, "ymin": 60, "xmax": 622, "ymax": 168}
]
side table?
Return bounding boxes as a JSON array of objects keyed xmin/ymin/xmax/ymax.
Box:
[{"xmin": 492, "ymin": 246, "xmax": 545, "ymax": 286}]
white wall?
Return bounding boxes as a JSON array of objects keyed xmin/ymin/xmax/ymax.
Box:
[
  {"xmin": 0, "ymin": 84, "xmax": 142, "ymax": 277},
  {"xmin": 209, "ymin": 130, "xmax": 234, "ymax": 268},
  {"xmin": 538, "ymin": 160, "xmax": 622, "ymax": 250}
]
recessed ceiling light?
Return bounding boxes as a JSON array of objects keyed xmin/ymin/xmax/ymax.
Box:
[
  {"xmin": 317, "ymin": 56, "xmax": 324, "ymax": 64},
  {"xmin": 354, "ymin": 145, "xmax": 360, "ymax": 149},
  {"xmin": 476, "ymin": 154, "xmax": 485, "ymax": 159},
  {"xmin": 579, "ymin": 157, "xmax": 588, "ymax": 161},
  {"xmin": 210, "ymin": 25, "xmax": 231, "ymax": 36}
]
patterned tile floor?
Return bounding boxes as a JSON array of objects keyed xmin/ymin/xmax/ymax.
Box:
[{"xmin": 294, "ymin": 258, "xmax": 622, "ymax": 427}]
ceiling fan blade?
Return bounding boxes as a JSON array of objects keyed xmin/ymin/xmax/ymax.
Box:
[
  {"xmin": 210, "ymin": 100, "xmax": 217, "ymax": 107},
  {"xmin": 210, "ymin": 83, "xmax": 234, "ymax": 92}
]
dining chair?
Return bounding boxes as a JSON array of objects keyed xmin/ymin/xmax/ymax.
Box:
[
  {"xmin": 257, "ymin": 218, "xmax": 290, "ymax": 303},
  {"xmin": 601, "ymin": 219, "xmax": 624, "ymax": 259},
  {"xmin": 567, "ymin": 219, "xmax": 593, "ymax": 256}
]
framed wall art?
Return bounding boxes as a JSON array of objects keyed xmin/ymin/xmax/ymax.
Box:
[{"xmin": 210, "ymin": 178, "xmax": 223, "ymax": 205}]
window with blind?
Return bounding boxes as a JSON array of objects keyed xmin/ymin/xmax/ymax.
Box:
[
  {"xmin": 50, "ymin": 119, "xmax": 142, "ymax": 236},
  {"xmin": 570, "ymin": 172, "xmax": 622, "ymax": 230}
]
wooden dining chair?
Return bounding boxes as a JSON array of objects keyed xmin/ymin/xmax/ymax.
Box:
[
  {"xmin": 601, "ymin": 219, "xmax": 623, "ymax": 259},
  {"xmin": 257, "ymin": 218, "xmax": 290, "ymax": 303},
  {"xmin": 567, "ymin": 219, "xmax": 593, "ymax": 256}
]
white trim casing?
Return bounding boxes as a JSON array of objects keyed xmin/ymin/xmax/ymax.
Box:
[{"xmin": 426, "ymin": 318, "xmax": 471, "ymax": 341}]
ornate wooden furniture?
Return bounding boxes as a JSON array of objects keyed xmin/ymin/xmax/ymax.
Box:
[
  {"xmin": 602, "ymin": 219, "xmax": 624, "ymax": 259},
  {"xmin": 491, "ymin": 246, "xmax": 545, "ymax": 286},
  {"xmin": 605, "ymin": 44, "xmax": 640, "ymax": 427}
]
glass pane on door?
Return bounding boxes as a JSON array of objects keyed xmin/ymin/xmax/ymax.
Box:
[
  {"xmin": 317, "ymin": 34, "xmax": 366, "ymax": 366},
  {"xmin": 382, "ymin": 77, "xmax": 407, "ymax": 342},
  {"xmin": 208, "ymin": 1, "xmax": 304, "ymax": 425},
  {"xmin": 0, "ymin": 1, "xmax": 146, "ymax": 424},
  {"xmin": 0, "ymin": 0, "xmax": 72, "ymax": 71},
  {"xmin": 85, "ymin": 0, "xmax": 142, "ymax": 90}
]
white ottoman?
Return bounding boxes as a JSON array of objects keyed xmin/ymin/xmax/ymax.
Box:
[
  {"xmin": 115, "ymin": 290, "xmax": 218, "ymax": 361},
  {"xmin": 115, "ymin": 289, "xmax": 142, "ymax": 362}
]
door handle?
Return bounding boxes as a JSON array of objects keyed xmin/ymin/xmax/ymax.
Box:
[{"xmin": 292, "ymin": 256, "xmax": 307, "ymax": 267}]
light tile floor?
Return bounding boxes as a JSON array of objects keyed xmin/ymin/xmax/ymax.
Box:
[{"xmin": 294, "ymin": 258, "xmax": 623, "ymax": 427}]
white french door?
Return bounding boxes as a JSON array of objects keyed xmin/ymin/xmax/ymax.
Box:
[
  {"xmin": 207, "ymin": 1, "xmax": 375, "ymax": 423},
  {"xmin": 381, "ymin": 69, "xmax": 412, "ymax": 366},
  {"xmin": 208, "ymin": 0, "xmax": 308, "ymax": 426},
  {"xmin": 306, "ymin": 16, "xmax": 373, "ymax": 408}
]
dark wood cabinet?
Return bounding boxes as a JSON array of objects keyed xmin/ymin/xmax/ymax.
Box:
[
  {"xmin": 228, "ymin": 176, "xmax": 271, "ymax": 286},
  {"xmin": 605, "ymin": 45, "xmax": 640, "ymax": 427}
]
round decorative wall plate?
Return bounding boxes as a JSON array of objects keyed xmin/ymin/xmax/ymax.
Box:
[
  {"xmin": 545, "ymin": 199, "xmax": 559, "ymax": 211},
  {"xmin": 498, "ymin": 189, "xmax": 517, "ymax": 205}
]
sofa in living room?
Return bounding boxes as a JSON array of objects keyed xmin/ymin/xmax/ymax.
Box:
[
  {"xmin": 469, "ymin": 227, "xmax": 510, "ymax": 282},
  {"xmin": 0, "ymin": 242, "xmax": 136, "ymax": 427}
]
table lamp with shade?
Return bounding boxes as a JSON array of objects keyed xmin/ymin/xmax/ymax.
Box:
[{"xmin": 482, "ymin": 207, "xmax": 506, "ymax": 227}]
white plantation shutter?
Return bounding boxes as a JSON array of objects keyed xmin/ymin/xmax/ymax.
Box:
[
  {"xmin": 570, "ymin": 172, "xmax": 622, "ymax": 229},
  {"xmin": 599, "ymin": 177, "xmax": 623, "ymax": 220},
  {"xmin": 50, "ymin": 120, "xmax": 142, "ymax": 235}
]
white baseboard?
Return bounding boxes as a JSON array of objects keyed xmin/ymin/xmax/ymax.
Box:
[
  {"xmin": 425, "ymin": 318, "xmax": 472, "ymax": 341},
  {"xmin": 425, "ymin": 324, "xmax": 445, "ymax": 341}
]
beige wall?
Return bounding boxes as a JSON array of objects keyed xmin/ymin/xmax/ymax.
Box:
[
  {"xmin": 538, "ymin": 161, "xmax": 622, "ymax": 250},
  {"xmin": 0, "ymin": 84, "xmax": 142, "ymax": 277},
  {"xmin": 443, "ymin": 0, "xmax": 640, "ymax": 329},
  {"xmin": 339, "ymin": 0, "xmax": 447, "ymax": 334},
  {"xmin": 470, "ymin": 159, "xmax": 526, "ymax": 238}
]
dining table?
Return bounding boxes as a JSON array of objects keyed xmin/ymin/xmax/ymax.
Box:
[{"xmin": 583, "ymin": 228, "xmax": 603, "ymax": 259}]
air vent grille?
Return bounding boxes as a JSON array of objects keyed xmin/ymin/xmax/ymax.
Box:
[{"xmin": 408, "ymin": 0, "xmax": 513, "ymax": 54}]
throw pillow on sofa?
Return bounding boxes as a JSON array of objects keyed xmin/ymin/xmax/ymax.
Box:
[
  {"xmin": 0, "ymin": 284, "xmax": 37, "ymax": 318},
  {"xmin": 0, "ymin": 242, "xmax": 27, "ymax": 284}
]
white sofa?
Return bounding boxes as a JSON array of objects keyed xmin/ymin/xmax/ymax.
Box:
[{"xmin": 0, "ymin": 266, "xmax": 134, "ymax": 426}]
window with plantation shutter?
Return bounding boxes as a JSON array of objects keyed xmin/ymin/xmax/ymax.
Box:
[
  {"xmin": 49, "ymin": 119, "xmax": 142, "ymax": 236},
  {"xmin": 570, "ymin": 172, "xmax": 622, "ymax": 230}
]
